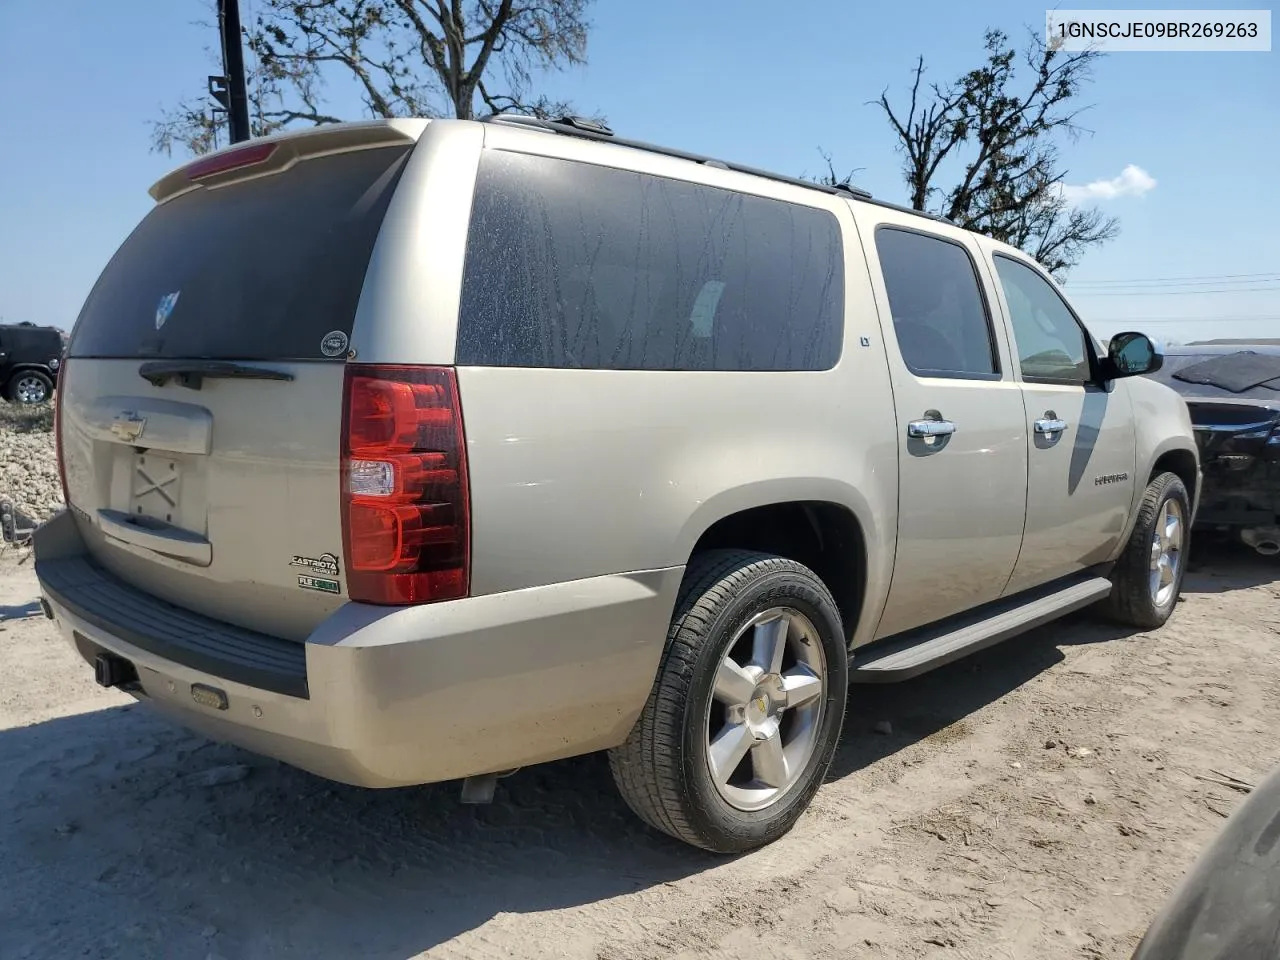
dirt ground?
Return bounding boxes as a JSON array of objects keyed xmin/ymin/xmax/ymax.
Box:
[{"xmin": 1, "ymin": 541, "xmax": 1277, "ymax": 960}]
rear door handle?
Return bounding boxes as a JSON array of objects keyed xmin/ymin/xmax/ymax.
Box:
[
  {"xmin": 1034, "ymin": 418, "xmax": 1070, "ymax": 437},
  {"xmin": 907, "ymin": 419, "xmax": 956, "ymax": 439}
]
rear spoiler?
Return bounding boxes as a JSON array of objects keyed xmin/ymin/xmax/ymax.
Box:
[{"xmin": 148, "ymin": 118, "xmax": 430, "ymax": 204}]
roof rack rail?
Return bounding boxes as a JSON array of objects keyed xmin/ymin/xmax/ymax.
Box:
[
  {"xmin": 482, "ymin": 113, "xmax": 958, "ymax": 225},
  {"xmin": 483, "ymin": 113, "xmax": 884, "ymax": 204},
  {"xmin": 554, "ymin": 115, "xmax": 614, "ymax": 136}
]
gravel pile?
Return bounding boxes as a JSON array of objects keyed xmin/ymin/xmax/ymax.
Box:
[{"xmin": 0, "ymin": 401, "xmax": 63, "ymax": 522}]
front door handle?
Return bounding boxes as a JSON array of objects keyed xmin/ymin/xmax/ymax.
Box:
[
  {"xmin": 1034, "ymin": 417, "xmax": 1070, "ymax": 436},
  {"xmin": 907, "ymin": 419, "xmax": 957, "ymax": 439}
]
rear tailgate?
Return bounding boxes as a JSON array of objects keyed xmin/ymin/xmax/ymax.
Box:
[{"xmin": 59, "ymin": 128, "xmax": 418, "ymax": 641}]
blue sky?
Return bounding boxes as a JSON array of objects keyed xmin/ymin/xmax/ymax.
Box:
[{"xmin": 0, "ymin": 0, "xmax": 1276, "ymax": 345}]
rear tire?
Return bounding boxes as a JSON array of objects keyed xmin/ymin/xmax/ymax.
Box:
[
  {"xmin": 1097, "ymin": 472, "xmax": 1190, "ymax": 629},
  {"xmin": 7, "ymin": 370, "xmax": 53, "ymax": 405},
  {"xmin": 608, "ymin": 550, "xmax": 848, "ymax": 853}
]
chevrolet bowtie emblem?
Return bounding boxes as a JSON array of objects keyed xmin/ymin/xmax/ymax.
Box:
[{"xmin": 110, "ymin": 413, "xmax": 146, "ymax": 443}]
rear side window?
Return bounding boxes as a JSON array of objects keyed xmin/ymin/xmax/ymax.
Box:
[
  {"xmin": 456, "ymin": 151, "xmax": 844, "ymax": 371},
  {"xmin": 875, "ymin": 227, "xmax": 998, "ymax": 378},
  {"xmin": 69, "ymin": 145, "xmax": 411, "ymax": 360}
]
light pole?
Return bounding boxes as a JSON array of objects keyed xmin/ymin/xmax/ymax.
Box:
[{"xmin": 216, "ymin": 0, "xmax": 252, "ymax": 143}]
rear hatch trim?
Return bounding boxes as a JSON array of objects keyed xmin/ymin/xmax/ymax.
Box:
[{"xmin": 38, "ymin": 555, "xmax": 309, "ymax": 698}]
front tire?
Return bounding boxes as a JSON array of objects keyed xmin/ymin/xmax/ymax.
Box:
[
  {"xmin": 608, "ymin": 550, "xmax": 848, "ymax": 853},
  {"xmin": 1098, "ymin": 472, "xmax": 1191, "ymax": 629}
]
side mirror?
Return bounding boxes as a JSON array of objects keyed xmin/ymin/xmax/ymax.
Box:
[{"xmin": 1104, "ymin": 331, "xmax": 1163, "ymax": 379}]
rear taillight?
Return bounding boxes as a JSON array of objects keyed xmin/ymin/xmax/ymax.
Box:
[
  {"xmin": 340, "ymin": 365, "xmax": 470, "ymax": 604},
  {"xmin": 54, "ymin": 359, "xmax": 69, "ymax": 506}
]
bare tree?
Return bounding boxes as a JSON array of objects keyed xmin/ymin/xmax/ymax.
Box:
[
  {"xmin": 152, "ymin": 50, "xmax": 333, "ymax": 155},
  {"xmin": 992, "ymin": 163, "xmax": 1119, "ymax": 276},
  {"xmin": 152, "ymin": 0, "xmax": 595, "ymax": 156},
  {"xmin": 802, "ymin": 147, "xmax": 865, "ymax": 189},
  {"xmin": 869, "ymin": 28, "xmax": 1118, "ymax": 276}
]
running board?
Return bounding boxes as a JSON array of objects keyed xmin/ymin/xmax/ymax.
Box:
[{"xmin": 850, "ymin": 575, "xmax": 1113, "ymax": 683}]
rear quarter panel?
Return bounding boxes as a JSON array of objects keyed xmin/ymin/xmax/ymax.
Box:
[
  {"xmin": 457, "ymin": 184, "xmax": 900, "ymax": 649},
  {"xmin": 456, "ymin": 358, "xmax": 898, "ymax": 629},
  {"xmin": 354, "ymin": 122, "xmax": 900, "ymax": 646}
]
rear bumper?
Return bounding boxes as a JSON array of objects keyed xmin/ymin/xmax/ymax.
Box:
[{"xmin": 34, "ymin": 511, "xmax": 680, "ymax": 788}]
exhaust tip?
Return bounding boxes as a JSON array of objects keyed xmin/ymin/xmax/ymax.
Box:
[{"xmin": 1241, "ymin": 528, "xmax": 1280, "ymax": 557}]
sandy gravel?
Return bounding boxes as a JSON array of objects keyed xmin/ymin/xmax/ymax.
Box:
[
  {"xmin": 3, "ymin": 408, "xmax": 1279, "ymax": 959},
  {"xmin": 0, "ymin": 536, "xmax": 1276, "ymax": 959}
]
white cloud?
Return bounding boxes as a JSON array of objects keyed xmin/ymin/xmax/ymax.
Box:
[{"xmin": 1059, "ymin": 164, "xmax": 1157, "ymax": 205}]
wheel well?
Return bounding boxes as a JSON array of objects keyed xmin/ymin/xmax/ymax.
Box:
[
  {"xmin": 6, "ymin": 366, "xmax": 54, "ymax": 383},
  {"xmin": 689, "ymin": 501, "xmax": 865, "ymax": 641},
  {"xmin": 1151, "ymin": 449, "xmax": 1198, "ymax": 505}
]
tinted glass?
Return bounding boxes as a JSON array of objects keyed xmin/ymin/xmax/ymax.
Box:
[
  {"xmin": 1, "ymin": 326, "xmax": 61, "ymax": 358},
  {"xmin": 456, "ymin": 151, "xmax": 844, "ymax": 370},
  {"xmin": 993, "ymin": 255, "xmax": 1090, "ymax": 382},
  {"xmin": 69, "ymin": 145, "xmax": 411, "ymax": 360},
  {"xmin": 874, "ymin": 227, "xmax": 997, "ymax": 377}
]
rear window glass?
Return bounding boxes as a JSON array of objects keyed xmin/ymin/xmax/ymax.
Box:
[
  {"xmin": 456, "ymin": 150, "xmax": 844, "ymax": 371},
  {"xmin": 69, "ymin": 145, "xmax": 411, "ymax": 360}
]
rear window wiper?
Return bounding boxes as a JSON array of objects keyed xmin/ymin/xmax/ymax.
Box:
[{"xmin": 138, "ymin": 360, "xmax": 296, "ymax": 390}]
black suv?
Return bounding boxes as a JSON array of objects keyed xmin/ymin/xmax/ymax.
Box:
[{"xmin": 0, "ymin": 322, "xmax": 66, "ymax": 405}]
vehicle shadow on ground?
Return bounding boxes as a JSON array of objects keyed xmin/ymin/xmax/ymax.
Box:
[
  {"xmin": 1184, "ymin": 538, "xmax": 1280, "ymax": 594},
  {"xmin": 830, "ymin": 546, "xmax": 1278, "ymax": 781},
  {"xmin": 0, "ymin": 599, "xmax": 41, "ymax": 621},
  {"xmin": 0, "ymin": 616, "xmax": 1160, "ymax": 959},
  {"xmin": 0, "ymin": 701, "xmax": 717, "ymax": 958},
  {"xmin": 829, "ymin": 608, "xmax": 1126, "ymax": 781},
  {"xmin": 3, "ymin": 554, "xmax": 1275, "ymax": 958}
]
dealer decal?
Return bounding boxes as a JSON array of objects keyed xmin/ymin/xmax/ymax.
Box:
[{"xmin": 290, "ymin": 553, "xmax": 340, "ymax": 577}]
